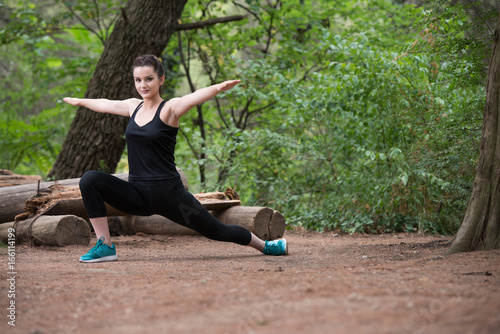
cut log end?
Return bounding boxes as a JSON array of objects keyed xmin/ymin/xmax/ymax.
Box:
[
  {"xmin": 0, "ymin": 215, "xmax": 91, "ymax": 247},
  {"xmin": 52, "ymin": 215, "xmax": 92, "ymax": 246},
  {"xmin": 269, "ymin": 210, "xmax": 286, "ymax": 240}
]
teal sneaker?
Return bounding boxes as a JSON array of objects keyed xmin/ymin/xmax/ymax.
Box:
[
  {"xmin": 79, "ymin": 237, "xmax": 118, "ymax": 263},
  {"xmin": 263, "ymin": 239, "xmax": 288, "ymax": 256}
]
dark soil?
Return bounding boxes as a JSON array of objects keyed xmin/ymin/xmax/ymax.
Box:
[{"xmin": 1, "ymin": 230, "xmax": 499, "ymax": 334}]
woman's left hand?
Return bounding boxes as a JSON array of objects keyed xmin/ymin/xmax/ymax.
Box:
[{"xmin": 217, "ymin": 80, "xmax": 241, "ymax": 92}]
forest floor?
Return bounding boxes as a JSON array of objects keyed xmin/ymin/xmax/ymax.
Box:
[{"xmin": 1, "ymin": 230, "xmax": 499, "ymax": 334}]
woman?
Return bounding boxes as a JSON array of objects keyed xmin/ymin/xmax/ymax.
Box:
[{"xmin": 64, "ymin": 54, "xmax": 287, "ymax": 263}]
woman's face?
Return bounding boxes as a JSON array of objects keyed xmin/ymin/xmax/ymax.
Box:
[{"xmin": 133, "ymin": 66, "xmax": 164, "ymax": 99}]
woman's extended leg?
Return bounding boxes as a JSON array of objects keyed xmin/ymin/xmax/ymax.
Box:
[{"xmin": 150, "ymin": 178, "xmax": 288, "ymax": 255}]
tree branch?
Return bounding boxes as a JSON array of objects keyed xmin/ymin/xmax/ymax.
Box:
[
  {"xmin": 179, "ymin": 128, "xmax": 200, "ymax": 160},
  {"xmin": 237, "ymin": 97, "xmax": 254, "ymax": 128},
  {"xmin": 62, "ymin": 3, "xmax": 104, "ymax": 45},
  {"xmin": 214, "ymin": 97, "xmax": 229, "ymax": 129},
  {"xmin": 176, "ymin": 15, "xmax": 247, "ymax": 31},
  {"xmin": 233, "ymin": 2, "xmax": 260, "ymax": 23},
  {"xmin": 242, "ymin": 100, "xmax": 277, "ymax": 130}
]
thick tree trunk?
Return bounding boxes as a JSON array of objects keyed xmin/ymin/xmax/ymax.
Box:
[
  {"xmin": 48, "ymin": 0, "xmax": 188, "ymax": 180},
  {"xmin": 448, "ymin": 14, "xmax": 500, "ymax": 254}
]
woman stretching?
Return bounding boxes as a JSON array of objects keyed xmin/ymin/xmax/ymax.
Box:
[{"xmin": 63, "ymin": 54, "xmax": 288, "ymax": 263}]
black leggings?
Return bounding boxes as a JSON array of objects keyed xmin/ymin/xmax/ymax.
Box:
[{"xmin": 79, "ymin": 171, "xmax": 252, "ymax": 245}]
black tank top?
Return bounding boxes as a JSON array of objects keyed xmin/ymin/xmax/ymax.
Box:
[{"xmin": 125, "ymin": 100, "xmax": 180, "ymax": 181}]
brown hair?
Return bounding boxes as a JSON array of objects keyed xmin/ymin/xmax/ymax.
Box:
[{"xmin": 132, "ymin": 54, "xmax": 165, "ymax": 78}]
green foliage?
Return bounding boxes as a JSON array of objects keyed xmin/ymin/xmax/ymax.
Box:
[
  {"xmin": 226, "ymin": 35, "xmax": 455, "ymax": 234},
  {"xmin": 0, "ymin": 106, "xmax": 71, "ymax": 175},
  {"xmin": 173, "ymin": 0, "xmax": 486, "ymax": 235},
  {"xmin": 0, "ymin": 0, "xmax": 491, "ymax": 235},
  {"xmin": 409, "ymin": 0, "xmax": 495, "ymax": 87},
  {"xmin": 0, "ymin": 0, "xmax": 62, "ymax": 45},
  {"xmin": 0, "ymin": 0, "xmax": 124, "ymax": 45},
  {"xmin": 0, "ymin": 1, "xmax": 103, "ymax": 177}
]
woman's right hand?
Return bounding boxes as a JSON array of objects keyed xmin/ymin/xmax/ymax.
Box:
[{"xmin": 63, "ymin": 97, "xmax": 81, "ymax": 106}]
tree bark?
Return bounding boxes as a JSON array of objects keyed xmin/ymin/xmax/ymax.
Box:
[
  {"xmin": 448, "ymin": 13, "xmax": 500, "ymax": 254},
  {"xmin": 48, "ymin": 0, "xmax": 188, "ymax": 180}
]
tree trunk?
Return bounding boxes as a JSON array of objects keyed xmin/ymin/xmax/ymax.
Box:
[
  {"xmin": 448, "ymin": 14, "xmax": 500, "ymax": 254},
  {"xmin": 48, "ymin": 0, "xmax": 188, "ymax": 180}
]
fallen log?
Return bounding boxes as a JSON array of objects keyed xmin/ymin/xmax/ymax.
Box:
[
  {"xmin": 0, "ymin": 169, "xmax": 42, "ymax": 187},
  {"xmin": 123, "ymin": 206, "xmax": 286, "ymax": 240},
  {"xmin": 0, "ymin": 173, "xmax": 128, "ymax": 224},
  {"xmin": 0, "ymin": 215, "xmax": 91, "ymax": 246},
  {"xmin": 19, "ymin": 189, "xmax": 240, "ymax": 220},
  {"xmin": 0, "ymin": 168, "xmax": 188, "ymax": 224},
  {"xmin": 214, "ymin": 206, "xmax": 286, "ymax": 240}
]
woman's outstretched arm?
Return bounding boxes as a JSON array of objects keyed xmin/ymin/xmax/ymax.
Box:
[
  {"xmin": 168, "ymin": 80, "xmax": 241, "ymax": 119},
  {"xmin": 63, "ymin": 97, "xmax": 141, "ymax": 117}
]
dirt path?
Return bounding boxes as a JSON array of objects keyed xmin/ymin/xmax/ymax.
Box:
[{"xmin": 1, "ymin": 231, "xmax": 499, "ymax": 334}]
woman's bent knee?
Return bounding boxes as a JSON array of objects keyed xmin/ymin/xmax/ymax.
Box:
[{"xmin": 79, "ymin": 170, "xmax": 105, "ymax": 191}]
